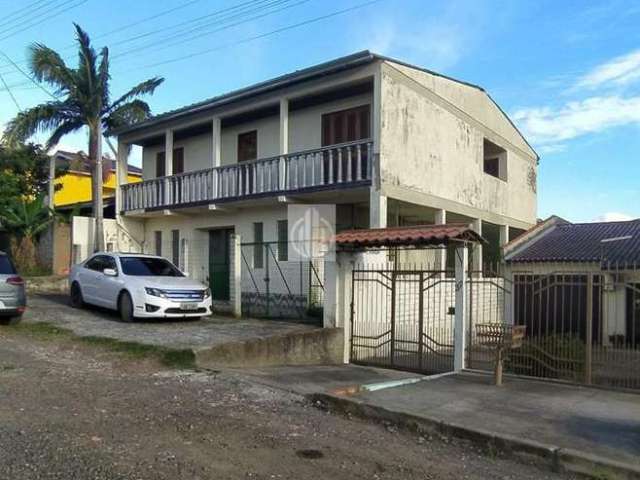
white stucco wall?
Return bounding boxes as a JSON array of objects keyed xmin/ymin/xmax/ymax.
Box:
[
  {"xmin": 378, "ymin": 61, "xmax": 538, "ymax": 228},
  {"xmin": 142, "ymin": 133, "xmax": 213, "ymax": 180}
]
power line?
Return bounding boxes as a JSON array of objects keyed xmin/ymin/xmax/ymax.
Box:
[
  {"xmin": 0, "ymin": 50, "xmax": 57, "ymax": 100},
  {"xmin": 0, "ymin": 70, "xmax": 21, "ymax": 111},
  {"xmin": 140, "ymin": 0, "xmax": 381, "ymax": 69},
  {"xmin": 0, "ymin": 0, "xmax": 64, "ymax": 31},
  {"xmin": 0, "ymin": 0, "xmax": 52, "ymax": 26},
  {"xmin": 0, "ymin": 0, "xmax": 88, "ymax": 43}
]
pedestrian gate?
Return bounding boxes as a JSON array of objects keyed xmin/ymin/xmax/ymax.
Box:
[{"xmin": 350, "ymin": 267, "xmax": 456, "ymax": 374}]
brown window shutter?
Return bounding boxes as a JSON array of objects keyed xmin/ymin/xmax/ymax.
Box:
[
  {"xmin": 238, "ymin": 130, "xmax": 257, "ymax": 162},
  {"xmin": 321, "ymin": 105, "xmax": 371, "ymax": 146},
  {"xmin": 173, "ymin": 147, "xmax": 184, "ymax": 174},
  {"xmin": 156, "ymin": 152, "xmax": 166, "ymax": 177}
]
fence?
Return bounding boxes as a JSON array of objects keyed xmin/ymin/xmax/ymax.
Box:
[
  {"xmin": 468, "ymin": 263, "xmax": 640, "ymax": 390},
  {"xmin": 239, "ymin": 241, "xmax": 325, "ymax": 323}
]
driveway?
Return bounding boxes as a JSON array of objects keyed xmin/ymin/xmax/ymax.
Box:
[{"xmin": 23, "ymin": 294, "xmax": 315, "ymax": 350}]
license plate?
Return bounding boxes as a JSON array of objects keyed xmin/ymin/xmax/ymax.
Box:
[{"xmin": 180, "ymin": 303, "xmax": 198, "ymax": 311}]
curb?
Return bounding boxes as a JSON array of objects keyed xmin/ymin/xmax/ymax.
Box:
[{"xmin": 309, "ymin": 392, "xmax": 640, "ymax": 480}]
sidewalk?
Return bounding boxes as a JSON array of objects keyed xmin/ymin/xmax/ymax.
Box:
[{"xmin": 240, "ymin": 366, "xmax": 640, "ymax": 479}]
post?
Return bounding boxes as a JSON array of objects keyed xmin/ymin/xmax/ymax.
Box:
[
  {"xmin": 369, "ymin": 189, "xmax": 387, "ymax": 229},
  {"xmin": 454, "ymin": 244, "xmax": 469, "ymax": 372},
  {"xmin": 229, "ymin": 234, "xmax": 242, "ymax": 318},
  {"xmin": 115, "ymin": 140, "xmax": 129, "ymax": 214},
  {"xmin": 212, "ymin": 117, "xmax": 221, "ymax": 168},
  {"xmin": 585, "ymin": 273, "xmax": 593, "ymax": 385},
  {"xmin": 435, "ymin": 209, "xmax": 447, "ymax": 270},
  {"xmin": 165, "ymin": 129, "xmax": 174, "ymax": 205},
  {"xmin": 471, "ymin": 218, "xmax": 483, "ymax": 274},
  {"xmin": 279, "ymin": 98, "xmax": 289, "ymax": 155},
  {"xmin": 323, "ymin": 251, "xmax": 355, "ymax": 363}
]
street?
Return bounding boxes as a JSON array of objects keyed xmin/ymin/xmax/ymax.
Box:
[{"xmin": 0, "ymin": 314, "xmax": 573, "ymax": 479}]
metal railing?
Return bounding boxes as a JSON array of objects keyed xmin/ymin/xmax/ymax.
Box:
[{"xmin": 121, "ymin": 139, "xmax": 373, "ymax": 211}]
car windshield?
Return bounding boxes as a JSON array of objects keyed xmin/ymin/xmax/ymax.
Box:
[
  {"xmin": 120, "ymin": 257, "xmax": 184, "ymax": 277},
  {"xmin": 0, "ymin": 255, "xmax": 16, "ymax": 274}
]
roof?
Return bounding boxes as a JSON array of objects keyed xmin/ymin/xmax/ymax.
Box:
[
  {"xmin": 110, "ymin": 50, "xmax": 535, "ymax": 158},
  {"xmin": 54, "ymin": 150, "xmax": 142, "ymax": 175},
  {"xmin": 506, "ymin": 219, "xmax": 640, "ymax": 265},
  {"xmin": 334, "ymin": 224, "xmax": 485, "ymax": 249}
]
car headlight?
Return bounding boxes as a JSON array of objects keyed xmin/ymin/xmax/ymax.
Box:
[
  {"xmin": 145, "ymin": 287, "xmax": 167, "ymax": 298},
  {"xmin": 203, "ymin": 287, "xmax": 211, "ymax": 298}
]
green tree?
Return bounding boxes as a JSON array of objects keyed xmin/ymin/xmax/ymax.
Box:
[
  {"xmin": 0, "ymin": 196, "xmax": 56, "ymax": 274},
  {"xmin": 3, "ymin": 23, "xmax": 163, "ymax": 252},
  {"xmin": 0, "ymin": 143, "xmax": 64, "ymax": 209}
]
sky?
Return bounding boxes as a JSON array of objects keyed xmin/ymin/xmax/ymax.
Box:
[{"xmin": 0, "ymin": 0, "xmax": 639, "ymax": 223}]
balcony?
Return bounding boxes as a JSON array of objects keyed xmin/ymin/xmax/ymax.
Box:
[{"xmin": 120, "ymin": 139, "xmax": 373, "ymax": 212}]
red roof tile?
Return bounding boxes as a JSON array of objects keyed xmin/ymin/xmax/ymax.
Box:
[{"xmin": 334, "ymin": 223, "xmax": 485, "ymax": 249}]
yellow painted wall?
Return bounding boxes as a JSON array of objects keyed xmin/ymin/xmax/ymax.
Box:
[{"xmin": 54, "ymin": 171, "xmax": 141, "ymax": 207}]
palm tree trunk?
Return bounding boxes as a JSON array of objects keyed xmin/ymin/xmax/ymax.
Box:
[{"xmin": 90, "ymin": 122, "xmax": 105, "ymax": 252}]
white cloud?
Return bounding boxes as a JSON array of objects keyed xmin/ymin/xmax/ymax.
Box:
[
  {"xmin": 577, "ymin": 49, "xmax": 640, "ymax": 89},
  {"xmin": 512, "ymin": 95, "xmax": 640, "ymax": 145},
  {"xmin": 592, "ymin": 212, "xmax": 636, "ymax": 222}
]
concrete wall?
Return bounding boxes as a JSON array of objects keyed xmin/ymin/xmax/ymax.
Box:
[
  {"xmin": 71, "ymin": 217, "xmax": 143, "ymax": 264},
  {"xmin": 378, "ymin": 61, "xmax": 538, "ymax": 228}
]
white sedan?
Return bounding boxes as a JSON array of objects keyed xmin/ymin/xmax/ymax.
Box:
[{"xmin": 69, "ymin": 253, "xmax": 212, "ymax": 322}]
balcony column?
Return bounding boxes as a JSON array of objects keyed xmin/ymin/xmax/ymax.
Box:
[
  {"xmin": 471, "ymin": 218, "xmax": 483, "ymax": 274},
  {"xmin": 279, "ymin": 98, "xmax": 289, "ymax": 190},
  {"xmin": 212, "ymin": 117, "xmax": 221, "ymax": 167},
  {"xmin": 115, "ymin": 140, "xmax": 129, "ymax": 214},
  {"xmin": 435, "ymin": 209, "xmax": 447, "ymax": 271},
  {"xmin": 164, "ymin": 129, "xmax": 173, "ymax": 205}
]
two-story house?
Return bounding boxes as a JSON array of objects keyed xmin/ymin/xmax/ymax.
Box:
[{"xmin": 111, "ymin": 51, "xmax": 538, "ymax": 307}]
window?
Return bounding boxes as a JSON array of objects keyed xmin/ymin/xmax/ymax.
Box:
[
  {"xmin": 172, "ymin": 230, "xmax": 180, "ymax": 266},
  {"xmin": 322, "ymin": 105, "xmax": 370, "ymax": 146},
  {"xmin": 0, "ymin": 255, "xmax": 17, "ymax": 274},
  {"xmin": 173, "ymin": 147, "xmax": 184, "ymax": 174},
  {"xmin": 120, "ymin": 257, "xmax": 184, "ymax": 277},
  {"xmin": 156, "ymin": 151, "xmax": 165, "ymax": 177},
  {"xmin": 85, "ymin": 255, "xmax": 108, "ymax": 272},
  {"xmin": 253, "ymin": 222, "xmax": 263, "ymax": 268},
  {"xmin": 483, "ymin": 138, "xmax": 507, "ymax": 180},
  {"xmin": 277, "ymin": 220, "xmax": 288, "ymax": 261},
  {"xmin": 238, "ymin": 130, "xmax": 257, "ymax": 162},
  {"xmin": 154, "ymin": 231, "xmax": 162, "ymax": 256},
  {"xmin": 156, "ymin": 147, "xmax": 184, "ymax": 177}
]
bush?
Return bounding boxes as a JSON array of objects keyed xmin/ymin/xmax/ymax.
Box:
[{"xmin": 508, "ymin": 334, "xmax": 585, "ymax": 381}]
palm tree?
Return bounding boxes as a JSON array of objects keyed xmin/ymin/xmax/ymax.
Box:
[{"xmin": 3, "ymin": 24, "xmax": 164, "ymax": 252}]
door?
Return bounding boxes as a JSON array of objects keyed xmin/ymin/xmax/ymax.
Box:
[
  {"xmin": 209, "ymin": 229, "xmax": 233, "ymax": 301},
  {"xmin": 98, "ymin": 255, "xmax": 123, "ymax": 309}
]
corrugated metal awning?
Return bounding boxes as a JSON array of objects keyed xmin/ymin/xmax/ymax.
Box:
[{"xmin": 334, "ymin": 223, "xmax": 485, "ymax": 250}]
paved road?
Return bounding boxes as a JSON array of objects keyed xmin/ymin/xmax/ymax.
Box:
[{"xmin": 0, "ymin": 320, "xmax": 573, "ymax": 478}]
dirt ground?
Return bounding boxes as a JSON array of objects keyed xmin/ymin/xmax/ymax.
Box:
[{"xmin": 0, "ymin": 326, "xmax": 576, "ymax": 480}]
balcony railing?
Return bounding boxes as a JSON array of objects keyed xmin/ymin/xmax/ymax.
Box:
[{"xmin": 121, "ymin": 139, "xmax": 373, "ymax": 212}]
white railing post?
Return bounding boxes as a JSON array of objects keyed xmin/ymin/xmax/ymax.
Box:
[{"xmin": 454, "ymin": 245, "xmax": 468, "ymax": 372}]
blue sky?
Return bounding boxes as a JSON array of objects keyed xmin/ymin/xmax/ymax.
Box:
[{"xmin": 1, "ymin": 0, "xmax": 639, "ymax": 222}]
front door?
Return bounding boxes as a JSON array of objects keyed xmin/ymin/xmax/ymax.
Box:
[{"xmin": 209, "ymin": 229, "xmax": 233, "ymax": 301}]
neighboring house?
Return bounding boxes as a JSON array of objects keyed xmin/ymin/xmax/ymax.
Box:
[
  {"xmin": 111, "ymin": 50, "xmax": 539, "ymax": 308},
  {"xmin": 504, "ymin": 216, "xmax": 640, "ymax": 348},
  {"xmin": 52, "ymin": 150, "xmax": 142, "ymax": 218}
]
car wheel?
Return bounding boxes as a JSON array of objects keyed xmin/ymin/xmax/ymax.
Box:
[
  {"xmin": 70, "ymin": 282, "xmax": 84, "ymax": 308},
  {"xmin": 118, "ymin": 291, "xmax": 135, "ymax": 323},
  {"xmin": 0, "ymin": 315, "xmax": 22, "ymax": 326}
]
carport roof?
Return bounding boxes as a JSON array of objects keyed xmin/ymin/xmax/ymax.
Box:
[{"xmin": 334, "ymin": 224, "xmax": 485, "ymax": 249}]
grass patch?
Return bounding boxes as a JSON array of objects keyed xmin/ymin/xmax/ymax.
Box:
[
  {"xmin": 6, "ymin": 322, "xmax": 195, "ymax": 369},
  {"xmin": 79, "ymin": 335, "xmax": 195, "ymax": 369}
]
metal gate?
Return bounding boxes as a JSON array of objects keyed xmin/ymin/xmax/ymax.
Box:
[{"xmin": 350, "ymin": 267, "xmax": 456, "ymax": 374}]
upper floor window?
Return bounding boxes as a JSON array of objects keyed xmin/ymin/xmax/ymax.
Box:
[
  {"xmin": 156, "ymin": 147, "xmax": 184, "ymax": 177},
  {"xmin": 322, "ymin": 105, "xmax": 370, "ymax": 146},
  {"xmin": 483, "ymin": 138, "xmax": 507, "ymax": 181},
  {"xmin": 238, "ymin": 130, "xmax": 257, "ymax": 162}
]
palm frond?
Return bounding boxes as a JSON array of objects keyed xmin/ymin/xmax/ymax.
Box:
[
  {"xmin": 3, "ymin": 102, "xmax": 77, "ymax": 145},
  {"xmin": 104, "ymin": 99, "xmax": 151, "ymax": 131},
  {"xmin": 97, "ymin": 46, "xmax": 110, "ymax": 107},
  {"xmin": 46, "ymin": 119, "xmax": 85, "ymax": 150},
  {"xmin": 74, "ymin": 23, "xmax": 100, "ymax": 117},
  {"xmin": 107, "ymin": 77, "xmax": 164, "ymax": 113},
  {"xmin": 29, "ymin": 43, "xmax": 76, "ymax": 94}
]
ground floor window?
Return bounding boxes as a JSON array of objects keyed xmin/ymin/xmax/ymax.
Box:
[
  {"xmin": 253, "ymin": 222, "xmax": 263, "ymax": 268},
  {"xmin": 171, "ymin": 230, "xmax": 180, "ymax": 266},
  {"xmin": 154, "ymin": 231, "xmax": 162, "ymax": 256},
  {"xmin": 277, "ymin": 220, "xmax": 288, "ymax": 261}
]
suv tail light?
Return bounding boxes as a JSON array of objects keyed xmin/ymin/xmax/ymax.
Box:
[{"xmin": 6, "ymin": 276, "xmax": 24, "ymax": 286}]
